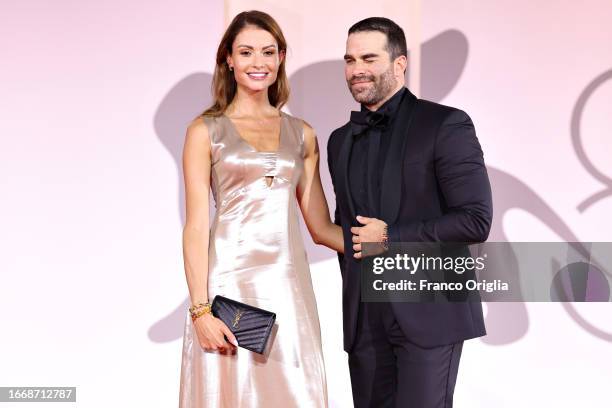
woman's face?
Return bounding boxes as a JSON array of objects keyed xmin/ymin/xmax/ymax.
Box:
[{"xmin": 227, "ymin": 26, "xmax": 284, "ymax": 94}]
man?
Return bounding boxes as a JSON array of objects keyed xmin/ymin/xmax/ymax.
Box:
[{"xmin": 327, "ymin": 17, "xmax": 493, "ymax": 407}]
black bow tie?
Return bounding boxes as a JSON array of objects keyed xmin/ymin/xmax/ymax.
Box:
[{"xmin": 350, "ymin": 110, "xmax": 390, "ymax": 135}]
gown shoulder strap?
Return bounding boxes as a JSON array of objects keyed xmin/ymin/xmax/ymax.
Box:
[{"xmin": 280, "ymin": 111, "xmax": 306, "ymax": 157}]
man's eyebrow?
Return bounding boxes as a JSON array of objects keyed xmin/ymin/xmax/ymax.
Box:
[
  {"xmin": 361, "ymin": 53, "xmax": 379, "ymax": 59},
  {"xmin": 343, "ymin": 53, "xmax": 380, "ymax": 60}
]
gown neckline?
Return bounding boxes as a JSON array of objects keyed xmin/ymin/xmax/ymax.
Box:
[{"xmin": 222, "ymin": 111, "xmax": 285, "ymax": 154}]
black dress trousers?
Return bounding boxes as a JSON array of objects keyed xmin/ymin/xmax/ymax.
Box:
[{"xmin": 348, "ymin": 300, "xmax": 464, "ymax": 408}]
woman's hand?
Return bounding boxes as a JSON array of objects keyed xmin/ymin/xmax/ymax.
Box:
[{"xmin": 193, "ymin": 313, "xmax": 238, "ymax": 353}]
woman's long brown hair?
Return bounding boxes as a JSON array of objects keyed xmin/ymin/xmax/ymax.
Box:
[{"xmin": 200, "ymin": 10, "xmax": 289, "ymax": 118}]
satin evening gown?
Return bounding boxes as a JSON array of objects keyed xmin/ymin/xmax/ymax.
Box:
[{"xmin": 179, "ymin": 111, "xmax": 328, "ymax": 407}]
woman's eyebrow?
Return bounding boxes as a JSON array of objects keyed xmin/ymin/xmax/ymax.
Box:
[{"xmin": 236, "ymin": 44, "xmax": 277, "ymax": 49}]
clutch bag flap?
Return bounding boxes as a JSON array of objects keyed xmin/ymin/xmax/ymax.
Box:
[{"xmin": 211, "ymin": 295, "xmax": 276, "ymax": 354}]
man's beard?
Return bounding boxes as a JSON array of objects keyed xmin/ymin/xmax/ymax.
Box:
[{"xmin": 348, "ymin": 65, "xmax": 397, "ymax": 106}]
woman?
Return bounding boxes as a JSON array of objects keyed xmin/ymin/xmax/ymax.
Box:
[{"xmin": 178, "ymin": 10, "xmax": 344, "ymax": 408}]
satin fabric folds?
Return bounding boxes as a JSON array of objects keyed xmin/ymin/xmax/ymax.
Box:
[{"xmin": 179, "ymin": 112, "xmax": 328, "ymax": 407}]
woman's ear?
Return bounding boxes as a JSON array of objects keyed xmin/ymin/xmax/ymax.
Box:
[
  {"xmin": 226, "ymin": 54, "xmax": 233, "ymax": 70},
  {"xmin": 279, "ymin": 49, "xmax": 286, "ymax": 65}
]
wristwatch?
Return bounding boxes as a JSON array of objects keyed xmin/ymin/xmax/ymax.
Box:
[{"xmin": 381, "ymin": 222, "xmax": 389, "ymax": 251}]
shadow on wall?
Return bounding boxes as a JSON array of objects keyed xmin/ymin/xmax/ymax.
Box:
[{"xmin": 148, "ymin": 30, "xmax": 612, "ymax": 346}]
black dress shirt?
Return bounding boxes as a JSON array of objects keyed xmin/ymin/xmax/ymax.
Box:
[{"xmin": 348, "ymin": 87, "xmax": 407, "ymax": 219}]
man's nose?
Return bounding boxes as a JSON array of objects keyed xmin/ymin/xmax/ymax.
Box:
[
  {"xmin": 357, "ymin": 59, "xmax": 372, "ymax": 72},
  {"xmin": 351, "ymin": 63, "xmax": 367, "ymax": 77}
]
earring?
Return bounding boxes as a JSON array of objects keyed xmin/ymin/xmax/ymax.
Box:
[{"xmin": 229, "ymin": 65, "xmax": 233, "ymax": 71}]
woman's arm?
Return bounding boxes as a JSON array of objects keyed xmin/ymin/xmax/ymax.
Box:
[
  {"xmin": 182, "ymin": 118, "xmax": 237, "ymax": 352},
  {"xmin": 296, "ymin": 121, "xmax": 344, "ymax": 254},
  {"xmin": 182, "ymin": 119, "xmax": 212, "ymax": 305}
]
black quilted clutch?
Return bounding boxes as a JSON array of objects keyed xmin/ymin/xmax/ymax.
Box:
[{"xmin": 211, "ymin": 295, "xmax": 276, "ymax": 354}]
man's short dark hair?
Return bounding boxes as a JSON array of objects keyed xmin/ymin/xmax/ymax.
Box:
[{"xmin": 348, "ymin": 17, "xmax": 407, "ymax": 60}]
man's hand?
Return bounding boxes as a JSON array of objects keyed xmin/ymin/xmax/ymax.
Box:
[{"xmin": 351, "ymin": 215, "xmax": 388, "ymax": 259}]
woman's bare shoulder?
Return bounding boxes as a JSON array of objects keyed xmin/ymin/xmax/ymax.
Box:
[
  {"xmin": 187, "ymin": 116, "xmax": 214, "ymax": 139},
  {"xmin": 184, "ymin": 116, "xmax": 213, "ymax": 153},
  {"xmin": 188, "ymin": 116, "xmax": 209, "ymax": 133}
]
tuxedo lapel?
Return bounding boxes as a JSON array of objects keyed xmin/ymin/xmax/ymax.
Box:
[
  {"xmin": 379, "ymin": 91, "xmax": 419, "ymax": 225},
  {"xmin": 335, "ymin": 125, "xmax": 357, "ymax": 222}
]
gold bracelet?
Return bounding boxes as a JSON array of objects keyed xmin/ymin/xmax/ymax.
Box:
[
  {"xmin": 189, "ymin": 302, "xmax": 212, "ymax": 322},
  {"xmin": 188, "ymin": 301, "xmax": 208, "ymax": 314},
  {"xmin": 191, "ymin": 306, "xmax": 211, "ymax": 322}
]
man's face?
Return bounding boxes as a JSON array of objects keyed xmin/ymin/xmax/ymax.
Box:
[{"xmin": 344, "ymin": 31, "xmax": 398, "ymax": 107}]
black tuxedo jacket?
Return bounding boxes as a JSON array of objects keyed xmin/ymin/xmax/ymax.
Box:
[{"xmin": 327, "ymin": 88, "xmax": 493, "ymax": 352}]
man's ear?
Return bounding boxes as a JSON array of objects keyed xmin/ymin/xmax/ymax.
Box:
[{"xmin": 395, "ymin": 55, "xmax": 408, "ymax": 77}]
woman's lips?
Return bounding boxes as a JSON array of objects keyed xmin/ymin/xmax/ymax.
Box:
[{"xmin": 247, "ymin": 72, "xmax": 269, "ymax": 80}]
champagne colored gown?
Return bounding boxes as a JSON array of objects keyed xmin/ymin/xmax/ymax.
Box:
[{"xmin": 179, "ymin": 112, "xmax": 328, "ymax": 407}]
